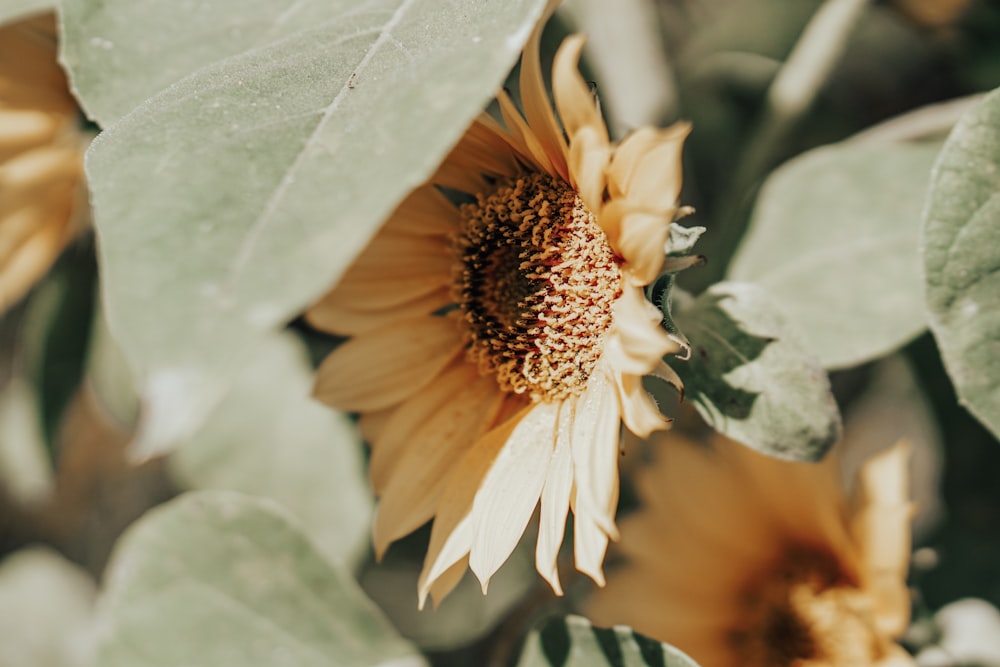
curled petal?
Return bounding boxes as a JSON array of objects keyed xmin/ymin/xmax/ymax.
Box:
[{"xmin": 552, "ymin": 34, "xmax": 607, "ymax": 145}]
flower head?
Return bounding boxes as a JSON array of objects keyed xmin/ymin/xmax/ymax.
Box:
[
  {"xmin": 588, "ymin": 434, "xmax": 915, "ymax": 667},
  {"xmin": 0, "ymin": 12, "xmax": 88, "ymax": 312},
  {"xmin": 309, "ymin": 3, "xmax": 690, "ymax": 607}
]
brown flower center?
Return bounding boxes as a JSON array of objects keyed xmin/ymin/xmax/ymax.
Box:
[
  {"xmin": 731, "ymin": 546, "xmax": 889, "ymax": 667},
  {"xmin": 454, "ymin": 172, "xmax": 622, "ymax": 402}
]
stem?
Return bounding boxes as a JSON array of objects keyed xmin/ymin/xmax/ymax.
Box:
[
  {"xmin": 698, "ymin": 0, "xmax": 870, "ymax": 290},
  {"xmin": 731, "ymin": 0, "xmax": 871, "ymax": 195}
]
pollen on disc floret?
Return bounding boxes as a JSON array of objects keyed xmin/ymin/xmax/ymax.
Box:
[{"xmin": 454, "ymin": 172, "xmax": 623, "ymax": 402}]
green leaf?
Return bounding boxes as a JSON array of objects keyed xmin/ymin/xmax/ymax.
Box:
[
  {"xmin": 672, "ymin": 281, "xmax": 841, "ymax": 462},
  {"xmin": 517, "ymin": 615, "xmax": 701, "ymax": 667},
  {"xmin": 728, "ymin": 141, "xmax": 939, "ymax": 369},
  {"xmin": 168, "ymin": 332, "xmax": 373, "ymax": 569},
  {"xmin": 0, "ymin": 0, "xmax": 52, "ymax": 25},
  {"xmin": 78, "ymin": 1, "xmax": 549, "ymax": 458},
  {"xmin": 924, "ymin": 87, "xmax": 1000, "ymax": 439},
  {"xmin": 0, "ymin": 547, "xmax": 96, "ymax": 667},
  {"xmin": 94, "ymin": 490, "xmax": 426, "ymax": 667}
]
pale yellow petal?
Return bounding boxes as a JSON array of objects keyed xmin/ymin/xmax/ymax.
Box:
[
  {"xmin": 607, "ymin": 123, "xmax": 690, "ymax": 208},
  {"xmin": 612, "ymin": 372, "xmax": 670, "ymax": 438},
  {"xmin": 851, "ymin": 440, "xmax": 913, "ymax": 637},
  {"xmin": 535, "ymin": 398, "xmax": 575, "ymax": 595},
  {"xmin": 604, "ymin": 287, "xmax": 678, "ymax": 376},
  {"xmin": 468, "ymin": 401, "xmax": 561, "ymax": 590},
  {"xmin": 570, "ymin": 369, "xmax": 622, "ymax": 538},
  {"xmin": 616, "ymin": 211, "xmax": 670, "ymax": 286},
  {"xmin": 552, "ymin": 34, "xmax": 607, "ymax": 144},
  {"xmin": 313, "ymin": 316, "xmax": 463, "ymax": 412},
  {"xmin": 417, "ymin": 405, "xmax": 533, "ymax": 606},
  {"xmin": 519, "ymin": 0, "xmax": 569, "ymax": 179},
  {"xmin": 372, "ymin": 374, "xmax": 503, "ymax": 558},
  {"xmin": 567, "ymin": 124, "xmax": 611, "ymax": 216},
  {"xmin": 572, "ymin": 489, "xmax": 612, "ymax": 586}
]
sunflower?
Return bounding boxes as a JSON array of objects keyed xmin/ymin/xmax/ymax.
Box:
[
  {"xmin": 0, "ymin": 12, "xmax": 88, "ymax": 313},
  {"xmin": 587, "ymin": 434, "xmax": 915, "ymax": 667},
  {"xmin": 308, "ymin": 4, "xmax": 691, "ymax": 607}
]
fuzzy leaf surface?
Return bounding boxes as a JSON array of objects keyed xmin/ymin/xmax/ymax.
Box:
[
  {"xmin": 672, "ymin": 281, "xmax": 841, "ymax": 461},
  {"xmin": 924, "ymin": 87, "xmax": 1000, "ymax": 439},
  {"xmin": 169, "ymin": 332, "xmax": 372, "ymax": 568},
  {"xmin": 78, "ymin": 1, "xmax": 548, "ymax": 457},
  {"xmin": 94, "ymin": 491, "xmax": 426, "ymax": 667},
  {"xmin": 0, "ymin": 0, "xmax": 51, "ymax": 24},
  {"xmin": 729, "ymin": 141, "xmax": 939, "ymax": 369}
]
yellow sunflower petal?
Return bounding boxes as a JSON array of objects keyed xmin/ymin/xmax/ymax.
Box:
[
  {"xmin": 438, "ymin": 115, "xmax": 521, "ymax": 180},
  {"xmin": 383, "ymin": 185, "xmax": 461, "ymax": 236},
  {"xmin": 567, "ymin": 124, "xmax": 611, "ymax": 216},
  {"xmin": 313, "ymin": 316, "xmax": 463, "ymax": 412},
  {"xmin": 468, "ymin": 401, "xmax": 561, "ymax": 590},
  {"xmin": 497, "ymin": 89, "xmax": 555, "ymax": 174},
  {"xmin": 605, "ymin": 287, "xmax": 678, "ymax": 375},
  {"xmin": 612, "ymin": 372, "xmax": 670, "ymax": 438},
  {"xmin": 306, "ymin": 286, "xmax": 452, "ymax": 337},
  {"xmin": 552, "ymin": 34, "xmax": 607, "ymax": 144},
  {"xmin": 368, "ymin": 360, "xmax": 475, "ymax": 493},
  {"xmin": 535, "ymin": 399, "xmax": 575, "ymax": 595},
  {"xmin": 519, "ymin": 0, "xmax": 569, "ymax": 179},
  {"xmin": 417, "ymin": 405, "xmax": 532, "ymax": 607},
  {"xmin": 373, "ymin": 375, "xmax": 504, "ymax": 558},
  {"xmin": 570, "ymin": 370, "xmax": 622, "ymax": 538},
  {"xmin": 616, "ymin": 210, "xmax": 670, "ymax": 286},
  {"xmin": 851, "ymin": 440, "xmax": 913, "ymax": 637},
  {"xmin": 608, "ymin": 122, "xmax": 690, "ymax": 209}
]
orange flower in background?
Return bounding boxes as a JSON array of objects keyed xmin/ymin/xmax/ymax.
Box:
[
  {"xmin": 588, "ymin": 434, "xmax": 915, "ymax": 667},
  {"xmin": 0, "ymin": 12, "xmax": 88, "ymax": 313},
  {"xmin": 309, "ymin": 2, "xmax": 691, "ymax": 607}
]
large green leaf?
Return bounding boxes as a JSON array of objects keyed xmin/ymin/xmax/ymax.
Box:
[
  {"xmin": 672, "ymin": 281, "xmax": 841, "ymax": 461},
  {"xmin": 0, "ymin": 0, "xmax": 51, "ymax": 25},
  {"xmin": 0, "ymin": 548, "xmax": 96, "ymax": 667},
  {"xmin": 77, "ymin": 1, "xmax": 548, "ymax": 457},
  {"xmin": 517, "ymin": 616, "xmax": 700, "ymax": 667},
  {"xmin": 924, "ymin": 87, "xmax": 1000, "ymax": 439},
  {"xmin": 729, "ymin": 141, "xmax": 939, "ymax": 369},
  {"xmin": 94, "ymin": 491, "xmax": 426, "ymax": 667},
  {"xmin": 168, "ymin": 331, "xmax": 373, "ymax": 568}
]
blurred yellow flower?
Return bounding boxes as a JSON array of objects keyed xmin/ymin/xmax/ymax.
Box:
[
  {"xmin": 0, "ymin": 12, "xmax": 88, "ymax": 313},
  {"xmin": 309, "ymin": 2, "xmax": 690, "ymax": 607},
  {"xmin": 588, "ymin": 435, "xmax": 915, "ymax": 667}
]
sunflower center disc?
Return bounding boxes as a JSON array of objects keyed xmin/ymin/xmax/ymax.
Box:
[
  {"xmin": 455, "ymin": 172, "xmax": 622, "ymax": 402},
  {"xmin": 731, "ymin": 546, "xmax": 886, "ymax": 667}
]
